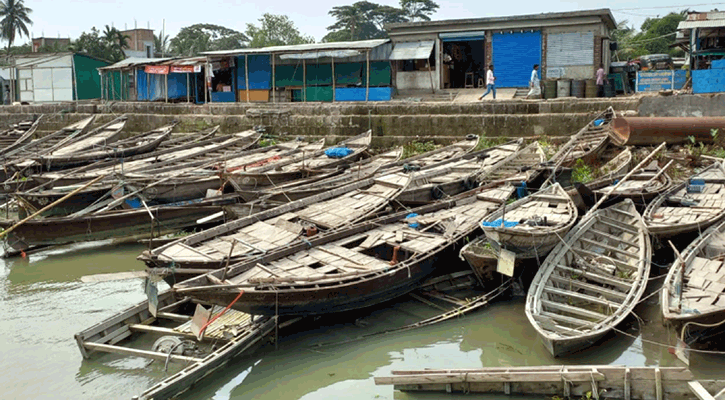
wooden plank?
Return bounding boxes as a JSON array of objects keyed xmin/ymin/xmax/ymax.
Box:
[
  {"xmin": 598, "ymin": 215, "xmax": 640, "ymax": 234},
  {"xmin": 689, "ymin": 381, "xmax": 717, "ymax": 400},
  {"xmin": 544, "ymin": 285, "xmax": 623, "ymax": 307},
  {"xmin": 579, "ymin": 237, "xmax": 638, "ymax": 259},
  {"xmin": 374, "ymin": 371, "xmax": 606, "ymax": 385},
  {"xmin": 83, "ymin": 342, "xmax": 202, "ymax": 363},
  {"xmin": 625, "ymin": 367, "xmax": 631, "ymax": 400},
  {"xmin": 572, "ymin": 247, "xmax": 638, "ymax": 271},
  {"xmin": 129, "ymin": 324, "xmax": 226, "ymax": 342},
  {"xmin": 588, "ymin": 228, "xmax": 639, "ymax": 249},
  {"xmin": 540, "ymin": 299, "xmax": 609, "ymax": 320},
  {"xmin": 555, "ymin": 265, "xmax": 632, "ymax": 290},
  {"xmin": 549, "ymin": 275, "xmax": 627, "ymax": 301},
  {"xmin": 540, "ymin": 311, "xmax": 596, "ymax": 328}
]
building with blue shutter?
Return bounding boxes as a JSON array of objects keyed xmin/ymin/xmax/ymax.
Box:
[{"xmin": 385, "ymin": 9, "xmax": 616, "ymax": 92}]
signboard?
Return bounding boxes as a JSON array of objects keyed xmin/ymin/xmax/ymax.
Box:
[
  {"xmin": 170, "ymin": 65, "xmax": 201, "ymax": 73},
  {"xmin": 497, "ymin": 248, "xmax": 516, "ymax": 277},
  {"xmin": 636, "ymin": 70, "xmax": 688, "ymax": 92},
  {"xmin": 145, "ymin": 279, "xmax": 159, "ymax": 317},
  {"xmin": 144, "ymin": 65, "xmax": 169, "ymax": 75}
]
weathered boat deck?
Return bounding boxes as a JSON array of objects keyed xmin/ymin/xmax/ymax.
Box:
[{"xmin": 375, "ymin": 365, "xmax": 725, "ymax": 400}]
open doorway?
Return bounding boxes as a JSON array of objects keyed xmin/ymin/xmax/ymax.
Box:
[{"xmin": 441, "ymin": 40, "xmax": 486, "ymax": 89}]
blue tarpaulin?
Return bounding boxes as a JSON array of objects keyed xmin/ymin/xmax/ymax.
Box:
[
  {"xmin": 325, "ymin": 147, "xmax": 354, "ymax": 158},
  {"xmin": 405, "ymin": 213, "xmax": 419, "ymax": 229},
  {"xmin": 481, "ymin": 219, "xmax": 519, "ymax": 228}
]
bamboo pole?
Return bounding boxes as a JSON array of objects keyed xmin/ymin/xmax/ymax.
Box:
[
  {"xmin": 331, "ymin": 56, "xmax": 336, "ymax": 102},
  {"xmin": 244, "ymin": 54, "xmax": 249, "ymax": 103},
  {"xmin": 587, "ymin": 142, "xmax": 667, "ymax": 215},
  {"xmin": 272, "ymin": 54, "xmax": 276, "ymax": 103},
  {"xmin": 1, "ymin": 174, "xmax": 107, "ymax": 241},
  {"xmin": 303, "ymin": 59, "xmax": 307, "ymax": 102}
]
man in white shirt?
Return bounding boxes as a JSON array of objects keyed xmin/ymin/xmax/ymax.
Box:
[
  {"xmin": 477, "ymin": 65, "xmax": 496, "ymax": 100},
  {"xmin": 526, "ymin": 64, "xmax": 541, "ymax": 99}
]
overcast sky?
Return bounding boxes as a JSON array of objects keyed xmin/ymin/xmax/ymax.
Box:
[{"xmin": 13, "ymin": 0, "xmax": 718, "ymax": 45}]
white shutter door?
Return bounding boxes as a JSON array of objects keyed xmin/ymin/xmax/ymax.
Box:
[{"xmin": 547, "ymin": 32, "xmax": 594, "ymax": 67}]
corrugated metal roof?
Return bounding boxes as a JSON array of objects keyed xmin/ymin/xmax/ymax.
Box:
[
  {"xmin": 279, "ymin": 50, "xmax": 362, "ymax": 60},
  {"xmin": 159, "ymin": 56, "xmax": 207, "ymax": 66},
  {"xmin": 389, "ymin": 41, "xmax": 434, "ymax": 60},
  {"xmin": 678, "ymin": 20, "xmax": 725, "ymax": 29},
  {"xmin": 98, "ymin": 57, "xmax": 174, "ymax": 70},
  {"xmin": 202, "ymin": 39, "xmax": 390, "ymax": 56}
]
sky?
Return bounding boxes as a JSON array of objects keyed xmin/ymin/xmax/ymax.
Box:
[{"xmin": 12, "ymin": 0, "xmax": 725, "ymax": 46}]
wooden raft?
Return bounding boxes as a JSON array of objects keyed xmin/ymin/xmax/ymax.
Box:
[{"xmin": 374, "ymin": 365, "xmax": 725, "ymax": 400}]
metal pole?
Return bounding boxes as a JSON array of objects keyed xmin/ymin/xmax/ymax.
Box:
[
  {"xmin": 366, "ymin": 53, "xmax": 371, "ymax": 102},
  {"xmin": 303, "ymin": 59, "xmax": 307, "ymax": 102},
  {"xmin": 331, "ymin": 56, "xmax": 336, "ymax": 102},
  {"xmin": 245, "ymin": 54, "xmax": 249, "ymax": 103},
  {"xmin": 365, "ymin": 51, "xmax": 370, "ymax": 101},
  {"xmin": 205, "ymin": 61, "xmax": 210, "ymax": 104},
  {"xmin": 272, "ymin": 54, "xmax": 276, "ymax": 103}
]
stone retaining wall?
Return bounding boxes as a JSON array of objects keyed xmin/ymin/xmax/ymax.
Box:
[{"xmin": 0, "ymin": 97, "xmax": 642, "ymax": 148}]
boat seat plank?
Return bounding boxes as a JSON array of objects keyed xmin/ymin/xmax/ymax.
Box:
[
  {"xmin": 572, "ymin": 247, "xmax": 638, "ymax": 272},
  {"xmin": 554, "ymin": 265, "xmax": 632, "ymax": 290},
  {"xmin": 544, "ymin": 285, "xmax": 623, "ymax": 307},
  {"xmin": 540, "ymin": 299, "xmax": 609, "ymax": 320},
  {"xmin": 549, "ymin": 274, "xmax": 627, "ymax": 301},
  {"xmin": 578, "ymin": 237, "xmax": 638, "ymax": 259}
]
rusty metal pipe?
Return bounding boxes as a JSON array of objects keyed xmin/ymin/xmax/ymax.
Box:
[{"xmin": 610, "ymin": 117, "xmax": 725, "ymax": 146}]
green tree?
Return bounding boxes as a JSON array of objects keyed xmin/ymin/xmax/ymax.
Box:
[
  {"xmin": 326, "ymin": 1, "xmax": 406, "ymax": 41},
  {"xmin": 154, "ymin": 31, "xmax": 170, "ymax": 57},
  {"xmin": 70, "ymin": 27, "xmax": 114, "ymax": 61},
  {"xmin": 245, "ymin": 13, "xmax": 314, "ymax": 47},
  {"xmin": 628, "ymin": 12, "xmax": 686, "ymax": 57},
  {"xmin": 170, "ymin": 24, "xmax": 248, "ymax": 56},
  {"xmin": 0, "ymin": 0, "xmax": 32, "ymax": 53},
  {"xmin": 612, "ymin": 20, "xmax": 638, "ymax": 61},
  {"xmin": 400, "ymin": 0, "xmax": 438, "ymax": 22}
]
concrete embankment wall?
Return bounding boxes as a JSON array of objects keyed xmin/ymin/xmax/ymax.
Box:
[{"xmin": 10, "ymin": 95, "xmax": 720, "ymax": 147}]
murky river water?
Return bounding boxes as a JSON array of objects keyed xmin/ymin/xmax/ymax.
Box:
[{"xmin": 1, "ymin": 240, "xmax": 723, "ymax": 400}]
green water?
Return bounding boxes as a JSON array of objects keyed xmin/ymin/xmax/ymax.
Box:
[{"xmin": 1, "ymin": 241, "xmax": 722, "ymax": 400}]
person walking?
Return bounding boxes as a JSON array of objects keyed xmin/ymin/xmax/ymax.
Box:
[
  {"xmin": 525, "ymin": 64, "xmax": 541, "ymax": 99},
  {"xmin": 596, "ymin": 63, "xmax": 607, "ymax": 97},
  {"xmin": 478, "ymin": 65, "xmax": 496, "ymax": 100}
]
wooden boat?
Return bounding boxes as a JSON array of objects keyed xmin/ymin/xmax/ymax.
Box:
[
  {"xmin": 525, "ymin": 199, "xmax": 651, "ymax": 357},
  {"xmin": 591, "ymin": 160, "xmax": 672, "ymax": 205},
  {"xmin": 74, "ymin": 288, "xmax": 288, "ymax": 400},
  {"xmin": 661, "ymin": 217, "xmax": 725, "ymax": 343},
  {"xmin": 0, "ymin": 193, "xmax": 244, "ymax": 252},
  {"xmin": 565, "ymin": 146, "xmax": 633, "ymax": 210},
  {"xmin": 13, "ymin": 135, "xmax": 292, "ymax": 217},
  {"xmin": 141, "ymin": 171, "xmax": 415, "ymax": 283},
  {"xmin": 375, "ymin": 365, "xmax": 725, "ymax": 400},
  {"xmin": 479, "ymin": 141, "xmax": 547, "ymax": 184},
  {"xmin": 395, "ymin": 140, "xmax": 522, "ymax": 205},
  {"xmin": 250, "ymin": 147, "xmax": 403, "ymax": 203},
  {"xmin": 0, "ymin": 116, "xmax": 43, "ymax": 157},
  {"xmin": 228, "ymin": 130, "xmax": 371, "ymax": 190},
  {"xmin": 172, "ymin": 183, "xmax": 516, "ymax": 316},
  {"xmin": 481, "ymin": 183, "xmax": 578, "ymax": 259},
  {"xmin": 549, "ymin": 107, "xmax": 615, "ymax": 167},
  {"xmin": 39, "ymin": 115, "xmax": 128, "ymax": 169},
  {"xmin": 398, "ymin": 135, "xmax": 480, "ymax": 167},
  {"xmin": 644, "ymin": 162, "xmax": 725, "ymax": 237},
  {"xmin": 34, "ymin": 122, "xmax": 176, "ymax": 169}
]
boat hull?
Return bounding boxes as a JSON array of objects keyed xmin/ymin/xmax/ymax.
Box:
[{"xmin": 186, "ymin": 257, "xmax": 437, "ymax": 316}]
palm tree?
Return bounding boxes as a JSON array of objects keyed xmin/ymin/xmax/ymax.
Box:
[
  {"xmin": 154, "ymin": 31, "xmax": 169, "ymax": 57},
  {"xmin": 328, "ymin": 5, "xmax": 361, "ymax": 41},
  {"xmin": 0, "ymin": 0, "xmax": 32, "ymax": 53}
]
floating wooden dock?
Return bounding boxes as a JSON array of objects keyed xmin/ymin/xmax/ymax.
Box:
[
  {"xmin": 75, "ymin": 290, "xmax": 298, "ymax": 400},
  {"xmin": 375, "ymin": 366, "xmax": 725, "ymax": 400}
]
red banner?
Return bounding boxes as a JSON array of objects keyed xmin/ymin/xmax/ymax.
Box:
[
  {"xmin": 170, "ymin": 65, "xmax": 195, "ymax": 73},
  {"xmin": 145, "ymin": 65, "xmax": 169, "ymax": 75}
]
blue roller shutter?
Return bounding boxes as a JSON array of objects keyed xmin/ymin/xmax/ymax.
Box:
[{"xmin": 492, "ymin": 31, "xmax": 541, "ymax": 87}]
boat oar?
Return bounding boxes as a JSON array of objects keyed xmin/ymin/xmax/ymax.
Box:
[
  {"xmin": 0, "ymin": 174, "xmax": 107, "ymax": 241},
  {"xmin": 586, "ymin": 142, "xmax": 667, "ymax": 216}
]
